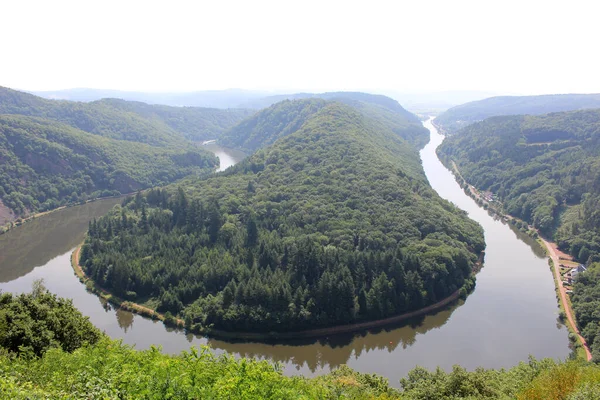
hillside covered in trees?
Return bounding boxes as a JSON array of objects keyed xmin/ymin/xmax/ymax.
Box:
[
  {"xmin": 220, "ymin": 94, "xmax": 428, "ymax": 155},
  {"xmin": 437, "ymin": 109, "xmax": 600, "ymax": 361},
  {"xmin": 80, "ymin": 99, "xmax": 484, "ymax": 334},
  {"xmin": 0, "ymin": 115, "xmax": 217, "ymax": 220},
  {"xmin": 435, "ymin": 94, "xmax": 600, "ymax": 133},
  {"xmin": 0, "ymin": 87, "xmax": 252, "ymax": 144},
  {"xmin": 0, "ymin": 87, "xmax": 258, "ymax": 222},
  {"xmin": 235, "ymin": 92, "xmax": 427, "ymax": 147},
  {"xmin": 2, "ymin": 286, "xmax": 599, "ymax": 399}
]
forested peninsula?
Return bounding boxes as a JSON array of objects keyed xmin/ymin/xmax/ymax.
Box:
[
  {"xmin": 80, "ymin": 98, "xmax": 484, "ymax": 335},
  {"xmin": 0, "ymin": 87, "xmax": 253, "ymax": 225},
  {"xmin": 437, "ymin": 108, "xmax": 600, "ymax": 361}
]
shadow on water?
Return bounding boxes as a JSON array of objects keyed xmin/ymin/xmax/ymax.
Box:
[
  {"xmin": 0, "ymin": 198, "xmax": 122, "ymax": 282},
  {"xmin": 202, "ymin": 298, "xmax": 465, "ymax": 372}
]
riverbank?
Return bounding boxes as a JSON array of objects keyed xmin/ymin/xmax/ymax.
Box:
[
  {"xmin": 543, "ymin": 237, "xmax": 593, "ymax": 360},
  {"xmin": 71, "ymin": 242, "xmax": 480, "ymax": 341},
  {"xmin": 71, "ymin": 244, "xmax": 185, "ymax": 327},
  {"xmin": 445, "ymin": 158, "xmax": 592, "ymax": 361}
]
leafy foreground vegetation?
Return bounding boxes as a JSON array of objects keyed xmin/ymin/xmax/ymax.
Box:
[
  {"xmin": 435, "ymin": 93, "xmax": 600, "ymax": 133},
  {"xmin": 81, "ymin": 100, "xmax": 484, "ymax": 334},
  {"xmin": 0, "ymin": 115, "xmax": 217, "ymax": 219},
  {"xmin": 2, "ymin": 286, "xmax": 600, "ymax": 399},
  {"xmin": 437, "ymin": 109, "xmax": 600, "ymax": 361},
  {"xmin": 4, "ymin": 340, "xmax": 600, "ymax": 400},
  {"xmin": 0, "ymin": 282, "xmax": 102, "ymax": 357}
]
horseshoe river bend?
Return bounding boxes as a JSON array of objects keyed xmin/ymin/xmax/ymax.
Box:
[{"xmin": 0, "ymin": 122, "xmax": 570, "ymax": 386}]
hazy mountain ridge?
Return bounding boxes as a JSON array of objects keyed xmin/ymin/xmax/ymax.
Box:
[
  {"xmin": 1, "ymin": 87, "xmax": 252, "ymax": 144},
  {"xmin": 32, "ymin": 87, "xmax": 272, "ymax": 109},
  {"xmin": 435, "ymin": 93, "xmax": 600, "ymax": 133}
]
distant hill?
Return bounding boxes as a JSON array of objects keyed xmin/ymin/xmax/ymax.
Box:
[
  {"xmin": 91, "ymin": 98, "xmax": 254, "ymax": 142},
  {"xmin": 240, "ymin": 91, "xmax": 420, "ymax": 118},
  {"xmin": 0, "ymin": 115, "xmax": 217, "ymax": 221},
  {"xmin": 0, "ymin": 87, "xmax": 258, "ymax": 222},
  {"xmin": 1, "ymin": 87, "xmax": 253, "ymax": 144},
  {"xmin": 223, "ymin": 92, "xmax": 428, "ymax": 153},
  {"xmin": 32, "ymin": 88, "xmax": 272, "ymax": 109},
  {"xmin": 435, "ymin": 93, "xmax": 600, "ymax": 133}
]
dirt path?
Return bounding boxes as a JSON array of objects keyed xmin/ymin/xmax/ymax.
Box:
[{"xmin": 541, "ymin": 237, "xmax": 593, "ymax": 361}]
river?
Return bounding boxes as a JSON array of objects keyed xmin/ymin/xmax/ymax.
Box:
[{"xmin": 0, "ymin": 127, "xmax": 569, "ymax": 385}]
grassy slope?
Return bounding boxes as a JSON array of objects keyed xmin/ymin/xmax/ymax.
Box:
[{"xmin": 1, "ymin": 338, "xmax": 599, "ymax": 399}]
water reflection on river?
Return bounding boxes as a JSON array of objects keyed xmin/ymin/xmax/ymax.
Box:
[{"xmin": 0, "ymin": 124, "xmax": 569, "ymax": 385}]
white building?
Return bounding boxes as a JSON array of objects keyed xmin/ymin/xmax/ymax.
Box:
[{"xmin": 570, "ymin": 264, "xmax": 587, "ymax": 281}]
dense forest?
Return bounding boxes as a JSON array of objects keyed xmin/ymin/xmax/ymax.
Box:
[
  {"xmin": 89, "ymin": 98, "xmax": 254, "ymax": 142},
  {"xmin": 1, "ymin": 286, "xmax": 599, "ymax": 399},
  {"xmin": 81, "ymin": 100, "xmax": 484, "ymax": 334},
  {"xmin": 220, "ymin": 94, "xmax": 428, "ymax": 156},
  {"xmin": 237, "ymin": 92, "xmax": 428, "ymax": 149},
  {"xmin": 0, "ymin": 115, "xmax": 217, "ymax": 218},
  {"xmin": 0, "ymin": 87, "xmax": 252, "ymax": 144},
  {"xmin": 437, "ymin": 109, "xmax": 600, "ymax": 361},
  {"xmin": 0, "ymin": 86, "xmax": 258, "ymax": 221},
  {"xmin": 435, "ymin": 94, "xmax": 600, "ymax": 133},
  {"xmin": 219, "ymin": 99, "xmax": 329, "ymax": 153}
]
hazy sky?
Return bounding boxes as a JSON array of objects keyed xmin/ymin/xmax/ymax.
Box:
[{"xmin": 2, "ymin": 0, "xmax": 598, "ymax": 95}]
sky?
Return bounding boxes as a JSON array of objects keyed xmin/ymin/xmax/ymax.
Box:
[{"xmin": 2, "ymin": 0, "xmax": 599, "ymax": 95}]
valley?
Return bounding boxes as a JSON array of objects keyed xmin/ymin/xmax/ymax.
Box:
[
  {"xmin": 0, "ymin": 118, "xmax": 570, "ymax": 384},
  {"xmin": 0, "ymin": 89, "xmax": 597, "ymax": 398}
]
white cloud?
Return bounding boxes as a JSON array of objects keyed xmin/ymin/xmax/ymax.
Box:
[{"xmin": 2, "ymin": 0, "xmax": 599, "ymax": 95}]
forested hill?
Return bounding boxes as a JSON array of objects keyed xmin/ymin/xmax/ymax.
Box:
[
  {"xmin": 436, "ymin": 109, "xmax": 600, "ymax": 360},
  {"xmin": 218, "ymin": 99, "xmax": 329, "ymax": 153},
  {"xmin": 220, "ymin": 95, "xmax": 428, "ymax": 153},
  {"xmin": 90, "ymin": 98, "xmax": 254, "ymax": 142},
  {"xmin": 0, "ymin": 115, "xmax": 217, "ymax": 220},
  {"xmin": 0, "ymin": 87, "xmax": 252, "ymax": 145},
  {"xmin": 82, "ymin": 101, "xmax": 484, "ymax": 334},
  {"xmin": 241, "ymin": 92, "xmax": 420, "ymax": 121},
  {"xmin": 435, "ymin": 93, "xmax": 600, "ymax": 133}
]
